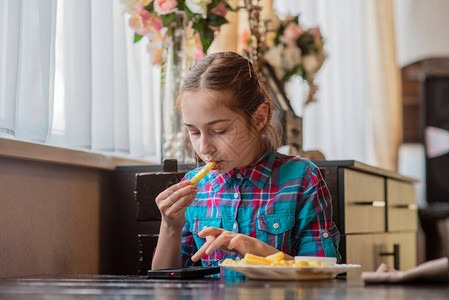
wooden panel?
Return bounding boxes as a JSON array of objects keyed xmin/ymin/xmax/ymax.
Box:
[
  {"xmin": 387, "ymin": 179, "xmax": 416, "ymax": 206},
  {"xmin": 387, "ymin": 179, "xmax": 418, "ymax": 232},
  {"xmin": 386, "ymin": 232, "xmax": 417, "ymax": 271},
  {"xmin": 346, "ymin": 232, "xmax": 417, "ymax": 276},
  {"xmin": 344, "ymin": 169, "xmax": 385, "ymax": 203},
  {"xmin": 135, "ymin": 172, "xmax": 186, "ymax": 221},
  {"xmin": 344, "ymin": 169, "xmax": 385, "ymax": 233},
  {"xmin": 346, "ymin": 234, "xmax": 390, "ymax": 276},
  {"xmin": 388, "ymin": 207, "xmax": 418, "ymax": 232}
]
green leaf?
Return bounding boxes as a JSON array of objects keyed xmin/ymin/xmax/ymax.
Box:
[
  {"xmin": 145, "ymin": 1, "xmax": 154, "ymax": 13},
  {"xmin": 134, "ymin": 33, "xmax": 144, "ymax": 43},
  {"xmin": 161, "ymin": 13, "xmax": 176, "ymax": 27},
  {"xmin": 177, "ymin": 0, "xmax": 186, "ymax": 9},
  {"xmin": 196, "ymin": 24, "xmax": 214, "ymax": 53},
  {"xmin": 184, "ymin": 5, "xmax": 197, "ymax": 19},
  {"xmin": 292, "ymin": 15, "xmax": 299, "ymax": 24},
  {"xmin": 297, "ymin": 33, "xmax": 316, "ymax": 54},
  {"xmin": 224, "ymin": 1, "xmax": 236, "ymax": 12},
  {"xmin": 282, "ymin": 65, "xmax": 304, "ymax": 83},
  {"xmin": 192, "ymin": 20, "xmax": 205, "ymax": 32},
  {"xmin": 274, "ymin": 23, "xmax": 287, "ymax": 45},
  {"xmin": 208, "ymin": 14, "xmax": 228, "ymax": 27}
]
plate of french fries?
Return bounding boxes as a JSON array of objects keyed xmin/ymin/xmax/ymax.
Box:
[{"xmin": 219, "ymin": 252, "xmax": 360, "ymax": 280}]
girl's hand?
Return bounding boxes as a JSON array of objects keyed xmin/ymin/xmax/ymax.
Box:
[
  {"xmin": 191, "ymin": 227, "xmax": 255, "ymax": 262},
  {"xmin": 155, "ymin": 180, "xmax": 197, "ymax": 229}
]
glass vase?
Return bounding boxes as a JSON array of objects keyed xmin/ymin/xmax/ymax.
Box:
[{"xmin": 160, "ymin": 14, "xmax": 196, "ymax": 165}]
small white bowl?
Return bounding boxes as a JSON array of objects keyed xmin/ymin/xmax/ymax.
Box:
[{"xmin": 294, "ymin": 256, "xmax": 337, "ymax": 266}]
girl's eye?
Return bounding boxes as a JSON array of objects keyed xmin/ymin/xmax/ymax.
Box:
[
  {"xmin": 214, "ymin": 129, "xmax": 228, "ymax": 135},
  {"xmin": 189, "ymin": 131, "xmax": 200, "ymax": 136}
]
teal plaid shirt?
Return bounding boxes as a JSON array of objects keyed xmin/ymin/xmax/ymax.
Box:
[{"xmin": 181, "ymin": 147, "xmax": 341, "ymax": 268}]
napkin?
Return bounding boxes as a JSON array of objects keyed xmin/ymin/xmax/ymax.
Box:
[{"xmin": 362, "ymin": 257, "xmax": 449, "ymax": 284}]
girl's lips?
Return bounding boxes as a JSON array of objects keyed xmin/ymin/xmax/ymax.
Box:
[{"xmin": 212, "ymin": 161, "xmax": 222, "ymax": 170}]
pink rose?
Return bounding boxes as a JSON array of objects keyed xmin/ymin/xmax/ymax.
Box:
[
  {"xmin": 210, "ymin": 1, "xmax": 227, "ymax": 17},
  {"xmin": 129, "ymin": 10, "xmax": 150, "ymax": 36},
  {"xmin": 280, "ymin": 22, "xmax": 304, "ymax": 47},
  {"xmin": 148, "ymin": 15, "xmax": 163, "ymax": 32},
  {"xmin": 154, "ymin": 0, "xmax": 178, "ymax": 15}
]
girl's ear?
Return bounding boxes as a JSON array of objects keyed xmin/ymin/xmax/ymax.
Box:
[{"xmin": 252, "ymin": 103, "xmax": 269, "ymax": 131}]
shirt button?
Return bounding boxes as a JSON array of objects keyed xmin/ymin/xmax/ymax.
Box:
[
  {"xmin": 236, "ymin": 173, "xmax": 242, "ymax": 179},
  {"xmin": 273, "ymin": 223, "xmax": 279, "ymax": 229},
  {"xmin": 234, "ymin": 193, "xmax": 239, "ymax": 198},
  {"xmin": 233, "ymin": 223, "xmax": 237, "ymax": 229},
  {"xmin": 323, "ymin": 232, "xmax": 329, "ymax": 238}
]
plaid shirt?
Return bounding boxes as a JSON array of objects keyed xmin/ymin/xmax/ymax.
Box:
[{"xmin": 181, "ymin": 147, "xmax": 340, "ymax": 268}]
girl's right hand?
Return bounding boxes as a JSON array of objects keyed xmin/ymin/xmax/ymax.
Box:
[{"xmin": 155, "ymin": 180, "xmax": 197, "ymax": 229}]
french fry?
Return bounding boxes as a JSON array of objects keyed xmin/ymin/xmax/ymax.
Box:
[
  {"xmin": 265, "ymin": 252, "xmax": 284, "ymax": 263},
  {"xmin": 293, "ymin": 260, "xmax": 310, "ymax": 267},
  {"xmin": 190, "ymin": 161, "xmax": 216, "ymax": 185},
  {"xmin": 222, "ymin": 258, "xmax": 238, "ymax": 265},
  {"xmin": 220, "ymin": 252, "xmax": 328, "ymax": 267},
  {"xmin": 243, "ymin": 253, "xmax": 270, "ymax": 265},
  {"xmin": 308, "ymin": 261, "xmax": 321, "ymax": 267}
]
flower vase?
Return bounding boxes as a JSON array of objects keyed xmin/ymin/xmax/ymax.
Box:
[{"xmin": 160, "ymin": 15, "xmax": 195, "ymax": 165}]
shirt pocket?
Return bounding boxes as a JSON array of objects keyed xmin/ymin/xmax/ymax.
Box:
[
  {"xmin": 191, "ymin": 217, "xmax": 223, "ymax": 253},
  {"xmin": 256, "ymin": 213, "xmax": 295, "ymax": 251}
]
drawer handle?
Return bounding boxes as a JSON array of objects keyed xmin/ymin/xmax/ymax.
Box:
[
  {"xmin": 391, "ymin": 204, "xmax": 418, "ymax": 210},
  {"xmin": 350, "ymin": 201, "xmax": 385, "ymax": 207},
  {"xmin": 379, "ymin": 244, "xmax": 400, "ymax": 270}
]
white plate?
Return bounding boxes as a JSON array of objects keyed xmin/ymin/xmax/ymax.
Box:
[{"xmin": 219, "ymin": 264, "xmax": 361, "ymax": 280}]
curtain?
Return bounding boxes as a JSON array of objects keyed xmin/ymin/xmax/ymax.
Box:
[
  {"xmin": 274, "ymin": 0, "xmax": 401, "ymax": 170},
  {"xmin": 0, "ymin": 0, "xmax": 56, "ymax": 142},
  {"xmin": 51, "ymin": 0, "xmax": 160, "ymax": 161},
  {"xmin": 366, "ymin": 0, "xmax": 402, "ymax": 170},
  {"xmin": 1, "ymin": 0, "xmax": 160, "ymax": 162}
]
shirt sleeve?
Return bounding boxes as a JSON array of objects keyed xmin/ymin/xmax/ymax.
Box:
[
  {"xmin": 292, "ymin": 164, "xmax": 341, "ymax": 261},
  {"xmin": 176, "ymin": 171, "xmax": 200, "ymax": 266}
]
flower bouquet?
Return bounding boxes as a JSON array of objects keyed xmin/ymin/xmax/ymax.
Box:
[
  {"xmin": 121, "ymin": 0, "xmax": 233, "ymax": 65},
  {"xmin": 262, "ymin": 14, "xmax": 326, "ymax": 105}
]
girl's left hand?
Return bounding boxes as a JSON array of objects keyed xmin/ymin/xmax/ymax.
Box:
[{"xmin": 191, "ymin": 227, "xmax": 254, "ymax": 262}]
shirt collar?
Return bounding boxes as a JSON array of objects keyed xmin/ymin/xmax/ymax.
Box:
[{"xmin": 210, "ymin": 146, "xmax": 277, "ymax": 191}]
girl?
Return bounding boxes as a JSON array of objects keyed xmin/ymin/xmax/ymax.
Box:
[{"xmin": 152, "ymin": 51, "xmax": 340, "ymax": 271}]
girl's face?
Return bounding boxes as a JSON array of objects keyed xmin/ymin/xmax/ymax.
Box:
[{"xmin": 181, "ymin": 89, "xmax": 261, "ymax": 173}]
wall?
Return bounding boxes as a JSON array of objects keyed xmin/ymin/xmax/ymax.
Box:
[
  {"xmin": 394, "ymin": 0, "xmax": 449, "ymax": 67},
  {"xmin": 0, "ymin": 157, "xmax": 114, "ymax": 277}
]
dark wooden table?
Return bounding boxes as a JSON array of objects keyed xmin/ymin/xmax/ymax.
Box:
[{"xmin": 0, "ymin": 275, "xmax": 448, "ymax": 299}]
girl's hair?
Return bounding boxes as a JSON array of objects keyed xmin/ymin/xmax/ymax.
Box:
[{"xmin": 176, "ymin": 51, "xmax": 281, "ymax": 149}]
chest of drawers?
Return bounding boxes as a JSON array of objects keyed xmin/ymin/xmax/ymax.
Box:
[{"xmin": 313, "ymin": 160, "xmax": 418, "ymax": 276}]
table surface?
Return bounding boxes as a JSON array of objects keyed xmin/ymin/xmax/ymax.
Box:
[{"xmin": 0, "ymin": 275, "xmax": 448, "ymax": 300}]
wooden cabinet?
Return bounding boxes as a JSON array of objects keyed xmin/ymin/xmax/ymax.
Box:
[{"xmin": 314, "ymin": 160, "xmax": 418, "ymax": 276}]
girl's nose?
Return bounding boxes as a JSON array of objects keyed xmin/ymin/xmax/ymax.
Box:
[{"xmin": 199, "ymin": 135, "xmax": 216, "ymax": 156}]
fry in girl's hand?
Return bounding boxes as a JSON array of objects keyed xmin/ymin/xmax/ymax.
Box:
[{"xmin": 189, "ymin": 161, "xmax": 216, "ymax": 185}]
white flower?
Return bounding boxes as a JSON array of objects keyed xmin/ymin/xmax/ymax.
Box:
[
  {"xmin": 302, "ymin": 52, "xmax": 326, "ymax": 77},
  {"xmin": 262, "ymin": 10, "xmax": 281, "ymax": 32},
  {"xmin": 264, "ymin": 44, "xmax": 285, "ymax": 79},
  {"xmin": 281, "ymin": 46, "xmax": 301, "ymax": 71},
  {"xmin": 186, "ymin": 0, "xmax": 211, "ymax": 19}
]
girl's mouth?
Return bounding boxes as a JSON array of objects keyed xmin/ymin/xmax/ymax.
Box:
[{"xmin": 212, "ymin": 161, "xmax": 222, "ymax": 170}]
